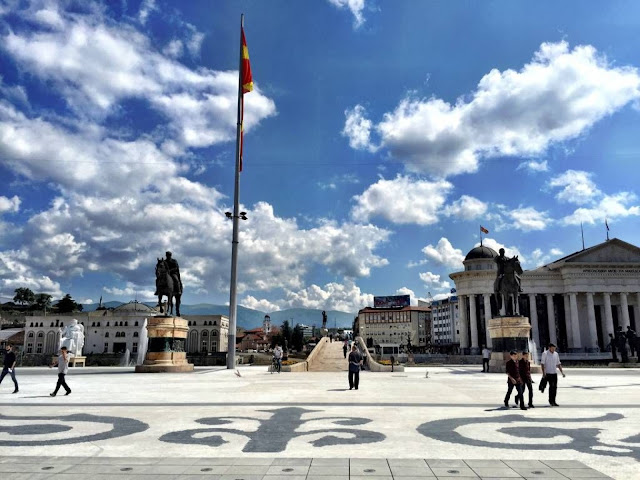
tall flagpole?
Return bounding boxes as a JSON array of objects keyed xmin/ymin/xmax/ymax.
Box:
[{"xmin": 227, "ymin": 14, "xmax": 245, "ymax": 369}]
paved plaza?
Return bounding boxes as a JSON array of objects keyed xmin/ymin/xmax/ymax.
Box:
[{"xmin": 1, "ymin": 365, "xmax": 639, "ymax": 479}]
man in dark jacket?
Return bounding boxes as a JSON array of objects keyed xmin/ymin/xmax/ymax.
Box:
[
  {"xmin": 0, "ymin": 344, "xmax": 19, "ymax": 393},
  {"xmin": 348, "ymin": 345, "xmax": 363, "ymax": 390},
  {"xmin": 516, "ymin": 351, "xmax": 534, "ymax": 408},
  {"xmin": 504, "ymin": 350, "xmax": 526, "ymax": 410}
]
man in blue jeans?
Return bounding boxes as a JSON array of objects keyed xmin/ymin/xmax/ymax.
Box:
[{"xmin": 0, "ymin": 344, "xmax": 19, "ymax": 393}]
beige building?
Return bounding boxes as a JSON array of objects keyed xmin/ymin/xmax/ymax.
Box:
[
  {"xmin": 23, "ymin": 302, "xmax": 229, "ymax": 356},
  {"xmin": 450, "ymin": 238, "xmax": 640, "ymax": 354},
  {"xmin": 356, "ymin": 305, "xmax": 431, "ymax": 351}
]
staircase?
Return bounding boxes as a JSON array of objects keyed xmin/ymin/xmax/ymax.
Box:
[{"xmin": 307, "ymin": 338, "xmax": 348, "ymax": 371}]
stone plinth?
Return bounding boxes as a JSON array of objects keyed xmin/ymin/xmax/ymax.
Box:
[
  {"xmin": 488, "ymin": 316, "xmax": 541, "ymax": 373},
  {"xmin": 135, "ymin": 316, "xmax": 194, "ymax": 373}
]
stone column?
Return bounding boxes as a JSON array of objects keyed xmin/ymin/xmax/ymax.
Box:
[
  {"xmin": 586, "ymin": 292, "xmax": 599, "ymax": 351},
  {"xmin": 483, "ymin": 294, "xmax": 493, "ymax": 348},
  {"xmin": 546, "ymin": 294, "xmax": 557, "ymax": 345},
  {"xmin": 459, "ymin": 295, "xmax": 469, "ymax": 351},
  {"xmin": 528, "ymin": 293, "xmax": 539, "ymax": 348},
  {"xmin": 603, "ymin": 293, "xmax": 615, "ymax": 337},
  {"xmin": 564, "ymin": 294, "xmax": 573, "ymax": 347},
  {"xmin": 620, "ymin": 292, "xmax": 630, "ymax": 329},
  {"xmin": 636, "ymin": 292, "xmax": 640, "ymax": 330},
  {"xmin": 469, "ymin": 294, "xmax": 479, "ymax": 353},
  {"xmin": 569, "ymin": 293, "xmax": 581, "ymax": 350}
]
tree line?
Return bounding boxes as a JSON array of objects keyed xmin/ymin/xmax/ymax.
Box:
[{"xmin": 7, "ymin": 288, "xmax": 83, "ymax": 313}]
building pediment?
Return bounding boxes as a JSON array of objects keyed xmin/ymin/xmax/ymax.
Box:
[{"xmin": 549, "ymin": 238, "xmax": 640, "ymax": 268}]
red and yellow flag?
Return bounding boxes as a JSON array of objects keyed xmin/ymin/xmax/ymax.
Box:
[
  {"xmin": 480, "ymin": 225, "xmax": 489, "ymax": 234},
  {"xmin": 239, "ymin": 27, "xmax": 253, "ymax": 172}
]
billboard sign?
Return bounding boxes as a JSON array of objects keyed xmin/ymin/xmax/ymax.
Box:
[{"xmin": 374, "ymin": 295, "xmax": 410, "ymax": 308}]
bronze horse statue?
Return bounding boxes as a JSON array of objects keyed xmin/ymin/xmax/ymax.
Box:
[
  {"xmin": 156, "ymin": 258, "xmax": 181, "ymax": 317},
  {"xmin": 496, "ymin": 256, "xmax": 522, "ymax": 316}
]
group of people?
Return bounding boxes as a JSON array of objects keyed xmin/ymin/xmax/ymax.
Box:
[
  {"xmin": 609, "ymin": 325, "xmax": 638, "ymax": 363},
  {"xmin": 0, "ymin": 343, "xmax": 72, "ymax": 396},
  {"xmin": 504, "ymin": 343, "xmax": 565, "ymax": 409}
]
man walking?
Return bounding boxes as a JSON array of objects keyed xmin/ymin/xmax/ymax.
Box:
[
  {"xmin": 343, "ymin": 339, "xmax": 348, "ymax": 359},
  {"xmin": 481, "ymin": 345, "xmax": 490, "ymax": 372},
  {"xmin": 541, "ymin": 343, "xmax": 565, "ymax": 406},
  {"xmin": 505, "ymin": 350, "xmax": 526, "ymax": 410},
  {"xmin": 517, "ymin": 351, "xmax": 534, "ymax": 408},
  {"xmin": 348, "ymin": 345, "xmax": 363, "ymax": 390},
  {"xmin": 0, "ymin": 344, "xmax": 19, "ymax": 393},
  {"xmin": 49, "ymin": 346, "xmax": 72, "ymax": 396}
]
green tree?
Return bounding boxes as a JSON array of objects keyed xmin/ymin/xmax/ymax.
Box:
[
  {"xmin": 291, "ymin": 324, "xmax": 304, "ymax": 352},
  {"xmin": 281, "ymin": 320, "xmax": 292, "ymax": 349},
  {"xmin": 13, "ymin": 287, "xmax": 35, "ymax": 305},
  {"xmin": 55, "ymin": 294, "xmax": 83, "ymax": 313},
  {"xmin": 34, "ymin": 293, "xmax": 53, "ymax": 311}
]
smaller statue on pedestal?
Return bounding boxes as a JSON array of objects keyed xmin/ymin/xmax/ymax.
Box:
[{"xmin": 59, "ymin": 319, "xmax": 85, "ymax": 356}]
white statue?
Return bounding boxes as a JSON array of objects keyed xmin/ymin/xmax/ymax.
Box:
[{"xmin": 59, "ymin": 318, "xmax": 85, "ymax": 356}]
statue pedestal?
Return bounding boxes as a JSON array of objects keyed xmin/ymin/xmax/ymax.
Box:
[
  {"xmin": 70, "ymin": 356, "xmax": 86, "ymax": 367},
  {"xmin": 135, "ymin": 316, "xmax": 194, "ymax": 373},
  {"xmin": 488, "ymin": 316, "xmax": 542, "ymax": 373}
]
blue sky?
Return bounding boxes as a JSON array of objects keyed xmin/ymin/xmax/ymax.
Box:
[{"xmin": 1, "ymin": 0, "xmax": 639, "ymax": 313}]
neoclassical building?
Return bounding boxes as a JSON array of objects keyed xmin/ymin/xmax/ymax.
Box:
[
  {"xmin": 24, "ymin": 302, "xmax": 229, "ymax": 356},
  {"xmin": 450, "ymin": 238, "xmax": 640, "ymax": 354}
]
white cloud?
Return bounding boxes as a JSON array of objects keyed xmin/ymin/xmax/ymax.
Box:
[
  {"xmin": 443, "ymin": 195, "xmax": 487, "ymax": 220},
  {"xmin": 342, "ymin": 105, "xmax": 377, "ymax": 152},
  {"xmin": 419, "ymin": 271, "xmax": 451, "ymax": 290},
  {"xmin": 344, "ymin": 41, "xmax": 640, "ymax": 177},
  {"xmin": 548, "ymin": 170, "xmax": 601, "ymax": 204},
  {"xmin": 351, "ymin": 175, "xmax": 452, "ymax": 225},
  {"xmin": 421, "ymin": 238, "xmax": 465, "ymax": 269},
  {"xmin": 0, "ymin": 250, "xmax": 63, "ymax": 298},
  {"xmin": 0, "ymin": 195, "xmax": 20, "ymax": 214},
  {"xmin": 281, "ymin": 280, "xmax": 374, "ymax": 313},
  {"xmin": 328, "ymin": 0, "xmax": 366, "ymax": 29},
  {"xmin": 550, "ymin": 248, "xmax": 563, "ymax": 256},
  {"xmin": 509, "ymin": 206, "xmax": 552, "ymax": 231},
  {"xmin": 562, "ymin": 192, "xmax": 640, "ymax": 225},
  {"xmin": 517, "ymin": 160, "xmax": 549, "ymax": 173},
  {"xmin": 395, "ymin": 287, "xmax": 415, "ymax": 304},
  {"xmin": 2, "ymin": 6, "xmax": 276, "ymax": 149},
  {"xmin": 241, "ymin": 295, "xmax": 281, "ymax": 312},
  {"xmin": 138, "ymin": 0, "xmax": 157, "ymax": 25},
  {"xmin": 475, "ymin": 238, "xmax": 526, "ymax": 264}
]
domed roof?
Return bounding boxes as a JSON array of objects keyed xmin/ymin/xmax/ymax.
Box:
[
  {"xmin": 113, "ymin": 301, "xmax": 154, "ymax": 312},
  {"xmin": 465, "ymin": 245, "xmax": 498, "ymax": 261}
]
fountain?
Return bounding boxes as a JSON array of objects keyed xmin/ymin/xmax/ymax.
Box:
[
  {"xmin": 120, "ymin": 348, "xmax": 131, "ymax": 367},
  {"xmin": 136, "ymin": 318, "xmax": 149, "ymax": 365}
]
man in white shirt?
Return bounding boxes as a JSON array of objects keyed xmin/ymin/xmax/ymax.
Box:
[
  {"xmin": 540, "ymin": 343, "xmax": 565, "ymax": 406},
  {"xmin": 481, "ymin": 345, "xmax": 490, "ymax": 372},
  {"xmin": 273, "ymin": 344, "xmax": 283, "ymax": 373}
]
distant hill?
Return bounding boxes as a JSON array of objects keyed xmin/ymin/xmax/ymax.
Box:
[{"xmin": 81, "ymin": 302, "xmax": 355, "ymax": 330}]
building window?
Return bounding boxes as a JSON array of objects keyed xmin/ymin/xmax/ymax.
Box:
[
  {"xmin": 36, "ymin": 343, "xmax": 43, "ymax": 354},
  {"xmin": 27, "ymin": 343, "xmax": 33, "ymax": 353},
  {"xmin": 105, "ymin": 332, "xmax": 109, "ymax": 338},
  {"xmin": 135, "ymin": 321, "xmax": 139, "ymax": 326},
  {"xmin": 28, "ymin": 332, "xmax": 34, "ymax": 338},
  {"xmin": 107, "ymin": 322, "xmax": 110, "ymax": 326},
  {"xmin": 132, "ymin": 343, "xmax": 138, "ymax": 354},
  {"xmin": 104, "ymin": 343, "xmax": 109, "ymax": 353},
  {"xmin": 133, "ymin": 332, "xmax": 139, "ymax": 337}
]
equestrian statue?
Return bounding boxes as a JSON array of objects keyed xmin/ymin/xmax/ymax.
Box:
[
  {"xmin": 155, "ymin": 251, "xmax": 183, "ymax": 317},
  {"xmin": 493, "ymin": 248, "xmax": 523, "ymax": 317}
]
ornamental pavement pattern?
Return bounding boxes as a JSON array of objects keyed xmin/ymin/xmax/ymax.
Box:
[{"xmin": 0, "ymin": 366, "xmax": 638, "ymax": 479}]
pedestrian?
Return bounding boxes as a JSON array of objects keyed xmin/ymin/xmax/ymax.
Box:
[
  {"xmin": 616, "ymin": 327, "xmax": 629, "ymax": 363},
  {"xmin": 390, "ymin": 355, "xmax": 395, "ymax": 372},
  {"xmin": 342, "ymin": 340, "xmax": 348, "ymax": 359},
  {"xmin": 273, "ymin": 343, "xmax": 283, "ymax": 373},
  {"xmin": 626, "ymin": 326, "xmax": 637, "ymax": 357},
  {"xmin": 608, "ymin": 333, "xmax": 618, "ymax": 362},
  {"xmin": 348, "ymin": 344, "xmax": 363, "ymax": 390},
  {"xmin": 540, "ymin": 343, "xmax": 565, "ymax": 407},
  {"xmin": 517, "ymin": 351, "xmax": 534, "ymax": 408},
  {"xmin": 481, "ymin": 345, "xmax": 490, "ymax": 372},
  {"xmin": 504, "ymin": 350, "xmax": 526, "ymax": 410},
  {"xmin": 49, "ymin": 346, "xmax": 72, "ymax": 396},
  {"xmin": 0, "ymin": 344, "xmax": 19, "ymax": 394}
]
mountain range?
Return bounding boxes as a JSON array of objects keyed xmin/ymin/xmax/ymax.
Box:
[{"xmin": 83, "ymin": 302, "xmax": 355, "ymax": 330}]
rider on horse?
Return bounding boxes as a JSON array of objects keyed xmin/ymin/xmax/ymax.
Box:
[
  {"xmin": 154, "ymin": 251, "xmax": 183, "ymax": 295},
  {"xmin": 493, "ymin": 248, "xmax": 522, "ymax": 294}
]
